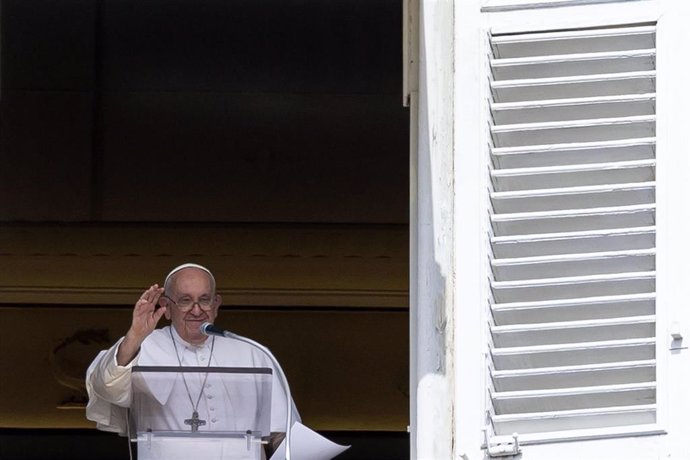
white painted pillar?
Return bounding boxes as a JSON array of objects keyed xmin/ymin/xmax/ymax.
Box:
[
  {"xmin": 452, "ymin": 2, "xmax": 487, "ymax": 458},
  {"xmin": 408, "ymin": 0, "xmax": 456, "ymax": 458},
  {"xmin": 657, "ymin": 2, "xmax": 690, "ymax": 458}
]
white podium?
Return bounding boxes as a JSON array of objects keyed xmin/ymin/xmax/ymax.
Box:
[{"xmin": 129, "ymin": 366, "xmax": 273, "ymax": 460}]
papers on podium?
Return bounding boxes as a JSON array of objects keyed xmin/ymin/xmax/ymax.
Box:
[{"xmin": 270, "ymin": 422, "xmax": 350, "ymax": 460}]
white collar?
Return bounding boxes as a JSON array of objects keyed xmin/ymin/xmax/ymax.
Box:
[{"xmin": 168, "ymin": 325, "xmax": 213, "ymax": 351}]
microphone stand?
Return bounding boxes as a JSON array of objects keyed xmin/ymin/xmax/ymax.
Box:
[{"xmin": 201, "ymin": 322, "xmax": 293, "ymax": 460}]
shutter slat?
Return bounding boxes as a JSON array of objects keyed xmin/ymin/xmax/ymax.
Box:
[
  {"xmin": 491, "ymin": 25, "xmax": 656, "ymax": 58},
  {"xmin": 492, "ymin": 406, "xmax": 657, "ymax": 435},
  {"xmin": 492, "ymin": 382, "xmax": 655, "ymax": 415},
  {"xmin": 492, "ymin": 360, "xmax": 656, "ymax": 392},
  {"xmin": 491, "ymin": 226, "xmax": 656, "ymax": 258},
  {"xmin": 491, "ymin": 204, "xmax": 656, "ymax": 235},
  {"xmin": 492, "ymin": 137, "xmax": 656, "ymax": 169},
  {"xmin": 491, "ymin": 315, "xmax": 655, "ymax": 347},
  {"xmin": 491, "ymin": 48, "xmax": 655, "ymax": 80},
  {"xmin": 492, "ymin": 158, "xmax": 656, "ymax": 176},
  {"xmin": 491, "ymin": 115, "xmax": 656, "ymax": 147},
  {"xmin": 493, "ymin": 172, "xmax": 654, "ymax": 192},
  {"xmin": 491, "ymin": 293, "xmax": 656, "ymax": 324},
  {"xmin": 491, "ymin": 338, "xmax": 656, "ymax": 369},
  {"xmin": 492, "ymin": 248, "xmax": 655, "ymax": 281},
  {"xmin": 491, "ymin": 270, "xmax": 655, "ymax": 303},
  {"xmin": 491, "ymin": 71, "xmax": 656, "ymax": 102},
  {"xmin": 491, "ymin": 182, "xmax": 656, "ymax": 213},
  {"xmin": 491, "ymin": 160, "xmax": 655, "ymax": 191},
  {"xmin": 491, "ymin": 94, "xmax": 656, "ymax": 124}
]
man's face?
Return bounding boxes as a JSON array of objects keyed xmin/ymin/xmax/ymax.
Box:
[{"xmin": 162, "ymin": 267, "xmax": 220, "ymax": 344}]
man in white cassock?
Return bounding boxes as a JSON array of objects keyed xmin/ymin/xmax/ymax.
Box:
[{"xmin": 86, "ymin": 263, "xmax": 300, "ymax": 459}]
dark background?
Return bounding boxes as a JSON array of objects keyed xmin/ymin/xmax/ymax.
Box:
[
  {"xmin": 0, "ymin": 0, "xmax": 409, "ymax": 458},
  {"xmin": 0, "ymin": 0, "xmax": 408, "ymax": 224}
]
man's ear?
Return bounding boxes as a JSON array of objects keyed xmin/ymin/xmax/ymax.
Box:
[{"xmin": 215, "ymin": 294, "xmax": 223, "ymax": 306}]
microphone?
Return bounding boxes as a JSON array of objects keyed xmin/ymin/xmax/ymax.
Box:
[
  {"xmin": 200, "ymin": 322, "xmax": 294, "ymax": 460},
  {"xmin": 199, "ymin": 322, "xmax": 227, "ymax": 338}
]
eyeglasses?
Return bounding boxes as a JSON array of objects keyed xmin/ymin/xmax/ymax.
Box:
[{"xmin": 162, "ymin": 295, "xmax": 216, "ymax": 312}]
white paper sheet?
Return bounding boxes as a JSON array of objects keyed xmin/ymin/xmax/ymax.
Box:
[{"xmin": 269, "ymin": 422, "xmax": 350, "ymax": 460}]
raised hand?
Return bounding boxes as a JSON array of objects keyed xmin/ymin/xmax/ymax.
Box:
[
  {"xmin": 116, "ymin": 284, "xmax": 166, "ymax": 366},
  {"xmin": 130, "ymin": 284, "xmax": 166, "ymax": 340}
]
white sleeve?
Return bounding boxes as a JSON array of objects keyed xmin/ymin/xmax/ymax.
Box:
[
  {"xmin": 85, "ymin": 337, "xmax": 139, "ymax": 434},
  {"xmin": 269, "ymin": 358, "xmax": 302, "ymax": 432}
]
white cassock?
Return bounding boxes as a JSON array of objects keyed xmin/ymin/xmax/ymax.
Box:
[{"xmin": 86, "ymin": 326, "xmax": 300, "ymax": 459}]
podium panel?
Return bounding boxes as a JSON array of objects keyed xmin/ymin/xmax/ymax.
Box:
[
  {"xmin": 136, "ymin": 434, "xmax": 264, "ymax": 460},
  {"xmin": 130, "ymin": 366, "xmax": 273, "ymax": 460}
]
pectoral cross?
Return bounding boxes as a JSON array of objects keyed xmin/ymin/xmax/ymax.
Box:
[{"xmin": 184, "ymin": 411, "xmax": 206, "ymax": 432}]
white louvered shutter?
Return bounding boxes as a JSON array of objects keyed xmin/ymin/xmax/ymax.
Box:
[{"xmin": 486, "ymin": 24, "xmax": 658, "ymax": 443}]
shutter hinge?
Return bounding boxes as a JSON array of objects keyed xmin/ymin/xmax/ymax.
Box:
[{"xmin": 483, "ymin": 429, "xmax": 521, "ymax": 457}]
